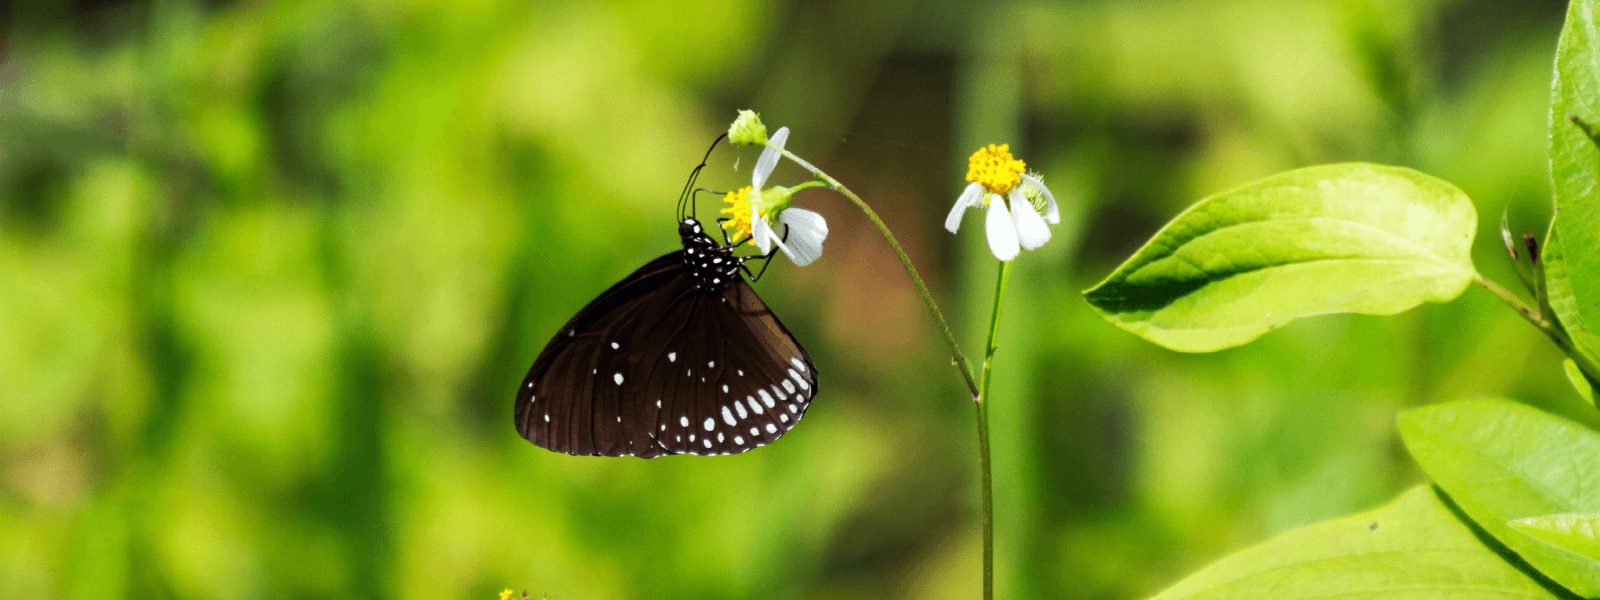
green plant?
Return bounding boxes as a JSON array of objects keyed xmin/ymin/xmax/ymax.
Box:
[{"xmin": 1088, "ymin": 1, "xmax": 1600, "ymax": 597}]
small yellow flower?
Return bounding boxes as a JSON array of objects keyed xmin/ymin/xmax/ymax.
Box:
[
  {"xmin": 720, "ymin": 186, "xmax": 755, "ymax": 243},
  {"xmin": 713, "ymin": 124, "xmax": 830, "ymax": 266},
  {"xmin": 966, "ymin": 144, "xmax": 1027, "ymax": 195},
  {"xmin": 499, "ymin": 589, "xmax": 515, "ymax": 600},
  {"xmin": 948, "ymin": 144, "xmax": 1059, "ymax": 261}
]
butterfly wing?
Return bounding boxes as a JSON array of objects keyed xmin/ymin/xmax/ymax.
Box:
[
  {"xmin": 650, "ymin": 278, "xmax": 819, "ymax": 456},
  {"xmin": 516, "ymin": 252, "xmax": 695, "ymax": 456},
  {"xmin": 516, "ymin": 256, "xmax": 819, "ymax": 458}
]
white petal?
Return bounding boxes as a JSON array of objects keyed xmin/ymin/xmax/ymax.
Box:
[
  {"xmin": 752, "ymin": 126, "xmax": 790, "ymax": 189},
  {"xmin": 985, "ymin": 195, "xmax": 1019, "ymax": 261},
  {"xmin": 777, "ymin": 207, "xmax": 828, "ymax": 266},
  {"xmin": 1010, "ymin": 189, "xmax": 1051, "ymax": 250},
  {"xmin": 751, "ymin": 215, "xmax": 774, "ymax": 253},
  {"xmin": 1020, "ymin": 174, "xmax": 1059, "ymax": 224},
  {"xmin": 946, "ymin": 182, "xmax": 983, "ymax": 233}
]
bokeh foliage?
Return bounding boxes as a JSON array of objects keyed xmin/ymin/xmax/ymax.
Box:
[{"xmin": 2, "ymin": 0, "xmax": 1596, "ymax": 598}]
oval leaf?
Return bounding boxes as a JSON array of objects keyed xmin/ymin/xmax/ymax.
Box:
[
  {"xmin": 1511, "ymin": 513, "xmax": 1600, "ymax": 563},
  {"xmin": 1545, "ymin": 0, "xmax": 1600, "ymax": 369},
  {"xmin": 1153, "ymin": 486, "xmax": 1553, "ymax": 599},
  {"xmin": 1399, "ymin": 399, "xmax": 1600, "ymax": 596},
  {"xmin": 1084, "ymin": 163, "xmax": 1476, "ymax": 353}
]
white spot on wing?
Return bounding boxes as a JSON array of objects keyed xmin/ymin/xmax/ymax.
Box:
[
  {"xmin": 735, "ymin": 402, "xmax": 748, "ymax": 419},
  {"xmin": 779, "ymin": 413, "xmax": 789, "ymax": 423},
  {"xmin": 759, "ymin": 389, "xmax": 775, "ymax": 408},
  {"xmin": 611, "ymin": 342, "xmax": 620, "ymax": 350},
  {"xmin": 613, "ymin": 372, "xmax": 625, "ymax": 386},
  {"xmin": 679, "ymin": 416, "xmax": 689, "ymax": 427},
  {"xmin": 721, "ymin": 384, "xmax": 730, "ymax": 394},
  {"xmin": 543, "ymin": 413, "xmax": 550, "ymax": 422},
  {"xmin": 717, "ymin": 432, "xmax": 725, "ymax": 443},
  {"xmin": 668, "ymin": 352, "xmax": 677, "ymax": 363},
  {"xmin": 790, "ymin": 369, "xmax": 809, "ymax": 390},
  {"xmin": 703, "ymin": 418, "xmax": 715, "ymax": 431},
  {"xmin": 703, "ymin": 439, "xmax": 713, "ymax": 449},
  {"xmin": 721, "ymin": 406, "xmax": 736, "ymax": 426},
  {"xmin": 773, "ymin": 385, "xmax": 788, "ymax": 401},
  {"xmin": 765, "ymin": 423, "xmax": 777, "ymax": 434},
  {"xmin": 735, "ymin": 436, "xmax": 744, "ymax": 445},
  {"xmin": 791, "ymin": 357, "xmax": 806, "ymax": 372},
  {"xmin": 783, "ymin": 380, "xmax": 796, "ymax": 394},
  {"xmin": 747, "ymin": 397, "xmax": 763, "ymax": 415}
]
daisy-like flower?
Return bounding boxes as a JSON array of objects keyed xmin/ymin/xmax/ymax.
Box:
[
  {"xmin": 945, "ymin": 143, "xmax": 1059, "ymax": 261},
  {"xmin": 720, "ymin": 123, "xmax": 830, "ymax": 266}
]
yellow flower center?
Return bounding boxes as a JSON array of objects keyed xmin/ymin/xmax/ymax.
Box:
[
  {"xmin": 720, "ymin": 186, "xmax": 755, "ymax": 243},
  {"xmin": 966, "ymin": 143, "xmax": 1027, "ymax": 195}
]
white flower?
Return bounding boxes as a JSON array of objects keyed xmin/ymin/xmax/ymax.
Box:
[
  {"xmin": 946, "ymin": 144, "xmax": 1058, "ymax": 261},
  {"xmin": 720, "ymin": 125, "xmax": 830, "ymax": 266}
]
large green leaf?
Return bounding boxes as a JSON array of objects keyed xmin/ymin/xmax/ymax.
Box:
[
  {"xmin": 1084, "ymin": 163, "xmax": 1476, "ymax": 352},
  {"xmin": 1152, "ymin": 486, "xmax": 1554, "ymax": 599},
  {"xmin": 1399, "ymin": 399, "xmax": 1600, "ymax": 596},
  {"xmin": 1546, "ymin": 0, "xmax": 1600, "ymax": 368},
  {"xmin": 1511, "ymin": 513, "xmax": 1600, "ymax": 563}
]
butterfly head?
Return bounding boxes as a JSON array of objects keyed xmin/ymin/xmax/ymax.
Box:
[{"xmin": 680, "ymin": 218, "xmax": 741, "ymax": 291}]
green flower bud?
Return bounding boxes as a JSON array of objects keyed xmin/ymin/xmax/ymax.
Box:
[{"xmin": 728, "ymin": 110, "xmax": 769, "ymax": 145}]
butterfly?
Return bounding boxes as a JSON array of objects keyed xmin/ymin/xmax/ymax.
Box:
[{"xmin": 514, "ymin": 137, "xmax": 819, "ymax": 458}]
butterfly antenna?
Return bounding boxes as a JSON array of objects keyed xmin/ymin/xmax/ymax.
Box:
[{"xmin": 677, "ymin": 133, "xmax": 727, "ymax": 221}]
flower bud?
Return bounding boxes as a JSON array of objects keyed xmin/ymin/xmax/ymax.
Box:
[{"xmin": 728, "ymin": 110, "xmax": 769, "ymax": 145}]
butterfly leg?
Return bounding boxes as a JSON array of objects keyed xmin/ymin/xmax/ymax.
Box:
[{"xmin": 741, "ymin": 228, "xmax": 788, "ymax": 282}]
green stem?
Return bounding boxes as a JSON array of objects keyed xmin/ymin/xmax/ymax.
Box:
[
  {"xmin": 975, "ymin": 259, "xmax": 1010, "ymax": 600},
  {"xmin": 1475, "ymin": 273, "xmax": 1600, "ymax": 385},
  {"xmin": 772, "ymin": 145, "xmax": 981, "ymax": 398}
]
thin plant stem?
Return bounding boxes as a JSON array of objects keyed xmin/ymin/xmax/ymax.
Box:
[
  {"xmin": 771, "ymin": 145, "xmax": 981, "ymax": 398},
  {"xmin": 1475, "ymin": 273, "xmax": 1600, "ymax": 386},
  {"xmin": 975, "ymin": 259, "xmax": 1011, "ymax": 600}
]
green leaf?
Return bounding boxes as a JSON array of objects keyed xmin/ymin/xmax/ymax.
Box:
[
  {"xmin": 1563, "ymin": 359, "xmax": 1599, "ymax": 408},
  {"xmin": 1546, "ymin": 0, "xmax": 1600, "ymax": 368},
  {"xmin": 1083, "ymin": 163, "xmax": 1476, "ymax": 352},
  {"xmin": 1510, "ymin": 513, "xmax": 1600, "ymax": 563},
  {"xmin": 1152, "ymin": 486, "xmax": 1555, "ymax": 599},
  {"xmin": 1399, "ymin": 399, "xmax": 1600, "ymax": 596}
]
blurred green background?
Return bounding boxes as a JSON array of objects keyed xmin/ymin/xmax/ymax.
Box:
[{"xmin": 4, "ymin": 0, "xmax": 1598, "ymax": 598}]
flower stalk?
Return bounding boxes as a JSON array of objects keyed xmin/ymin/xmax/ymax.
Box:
[
  {"xmin": 974, "ymin": 259, "xmax": 1012, "ymax": 600},
  {"xmin": 769, "ymin": 143, "xmax": 982, "ymax": 398}
]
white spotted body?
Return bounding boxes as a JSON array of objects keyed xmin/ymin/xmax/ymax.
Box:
[{"xmin": 678, "ymin": 219, "xmax": 744, "ymax": 292}]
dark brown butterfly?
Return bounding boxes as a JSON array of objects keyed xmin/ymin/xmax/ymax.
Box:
[{"xmin": 514, "ymin": 139, "xmax": 818, "ymax": 458}]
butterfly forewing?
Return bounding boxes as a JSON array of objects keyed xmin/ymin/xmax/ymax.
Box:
[
  {"xmin": 516, "ymin": 252, "xmax": 691, "ymax": 456},
  {"xmin": 516, "ymin": 223, "xmax": 818, "ymax": 458}
]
